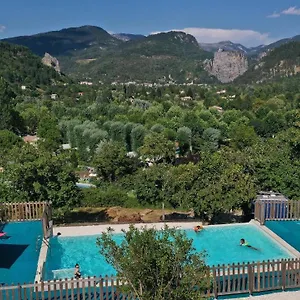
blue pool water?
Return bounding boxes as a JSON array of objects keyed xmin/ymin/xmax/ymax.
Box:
[
  {"xmin": 45, "ymin": 224, "xmax": 292, "ymax": 280},
  {"xmin": 0, "ymin": 221, "xmax": 42, "ymax": 284},
  {"xmin": 266, "ymin": 221, "xmax": 300, "ymax": 251}
]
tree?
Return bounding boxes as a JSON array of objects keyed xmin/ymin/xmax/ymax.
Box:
[
  {"xmin": 97, "ymin": 225, "xmax": 209, "ymax": 300},
  {"xmin": 94, "ymin": 141, "xmax": 137, "ymax": 182},
  {"xmin": 0, "ymin": 130, "xmax": 23, "ymax": 158},
  {"xmin": 37, "ymin": 115, "xmax": 62, "ymax": 152},
  {"xmin": 229, "ymin": 123, "xmax": 258, "ymax": 150},
  {"xmin": 131, "ymin": 125, "xmax": 147, "ymax": 151},
  {"xmin": 202, "ymin": 128, "xmax": 221, "ymax": 151},
  {"xmin": 139, "ymin": 133, "xmax": 174, "ymax": 163},
  {"xmin": 0, "ymin": 77, "xmax": 15, "ymax": 131},
  {"xmin": 4, "ymin": 147, "xmax": 81, "ymax": 208},
  {"xmin": 176, "ymin": 127, "xmax": 192, "ymax": 154}
]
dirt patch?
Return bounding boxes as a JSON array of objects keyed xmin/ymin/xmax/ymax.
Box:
[{"xmin": 59, "ymin": 206, "xmax": 194, "ymax": 225}]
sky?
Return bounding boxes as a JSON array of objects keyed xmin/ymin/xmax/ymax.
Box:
[{"xmin": 0, "ymin": 0, "xmax": 300, "ymax": 47}]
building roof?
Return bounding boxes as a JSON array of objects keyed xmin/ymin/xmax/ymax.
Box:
[{"xmin": 23, "ymin": 135, "xmax": 38, "ymax": 143}]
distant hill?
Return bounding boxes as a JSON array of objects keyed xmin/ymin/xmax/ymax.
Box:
[
  {"xmin": 68, "ymin": 31, "xmax": 214, "ymax": 83},
  {"xmin": 3, "ymin": 25, "xmax": 121, "ymax": 57},
  {"xmin": 112, "ymin": 33, "xmax": 145, "ymax": 42},
  {"xmin": 0, "ymin": 42, "xmax": 67, "ymax": 88},
  {"xmin": 247, "ymin": 35, "xmax": 300, "ymax": 56},
  {"xmin": 4, "ymin": 27, "xmax": 213, "ymax": 83},
  {"xmin": 3, "ymin": 25, "xmax": 300, "ymax": 84},
  {"xmin": 236, "ymin": 41, "xmax": 300, "ymax": 83},
  {"xmin": 199, "ymin": 41, "xmax": 250, "ymax": 54}
]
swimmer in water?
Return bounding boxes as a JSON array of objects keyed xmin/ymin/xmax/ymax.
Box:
[{"xmin": 240, "ymin": 238, "xmax": 258, "ymax": 250}]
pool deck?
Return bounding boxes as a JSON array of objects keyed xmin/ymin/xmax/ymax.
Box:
[
  {"xmin": 53, "ymin": 221, "xmax": 251, "ymax": 236},
  {"xmin": 234, "ymin": 290, "xmax": 300, "ymax": 300}
]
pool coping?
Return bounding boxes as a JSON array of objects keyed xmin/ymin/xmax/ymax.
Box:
[
  {"xmin": 250, "ymin": 220, "xmax": 300, "ymax": 258},
  {"xmin": 53, "ymin": 221, "xmax": 250, "ymax": 237},
  {"xmin": 35, "ymin": 238, "xmax": 49, "ymax": 282}
]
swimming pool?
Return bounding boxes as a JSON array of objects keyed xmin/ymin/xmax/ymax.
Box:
[
  {"xmin": 266, "ymin": 220, "xmax": 300, "ymax": 252},
  {"xmin": 0, "ymin": 221, "xmax": 42, "ymax": 284},
  {"xmin": 45, "ymin": 223, "xmax": 293, "ymax": 280}
]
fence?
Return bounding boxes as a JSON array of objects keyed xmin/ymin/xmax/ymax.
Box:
[
  {"xmin": 0, "ymin": 202, "xmax": 48, "ymax": 222},
  {"xmin": 1, "ymin": 258, "xmax": 299, "ymax": 299},
  {"xmin": 41, "ymin": 203, "xmax": 53, "ymax": 239},
  {"xmin": 211, "ymin": 258, "xmax": 300, "ymax": 297},
  {"xmin": 255, "ymin": 200, "xmax": 300, "ymax": 225}
]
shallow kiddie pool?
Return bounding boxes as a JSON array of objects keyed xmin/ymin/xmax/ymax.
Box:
[
  {"xmin": 265, "ymin": 220, "xmax": 300, "ymax": 252},
  {"xmin": 45, "ymin": 223, "xmax": 293, "ymax": 280},
  {"xmin": 0, "ymin": 221, "xmax": 42, "ymax": 284}
]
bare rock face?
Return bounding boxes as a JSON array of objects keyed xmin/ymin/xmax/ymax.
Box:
[
  {"xmin": 42, "ymin": 53, "xmax": 61, "ymax": 73},
  {"xmin": 204, "ymin": 49, "xmax": 248, "ymax": 83}
]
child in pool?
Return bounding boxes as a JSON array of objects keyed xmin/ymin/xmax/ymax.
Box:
[{"xmin": 240, "ymin": 238, "xmax": 258, "ymax": 250}]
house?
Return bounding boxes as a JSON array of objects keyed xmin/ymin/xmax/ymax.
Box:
[
  {"xmin": 21, "ymin": 85, "xmax": 27, "ymax": 90},
  {"xmin": 51, "ymin": 93, "xmax": 58, "ymax": 100},
  {"xmin": 216, "ymin": 89, "xmax": 226, "ymax": 95},
  {"xmin": 23, "ymin": 135, "xmax": 39, "ymax": 145},
  {"xmin": 210, "ymin": 106, "xmax": 224, "ymax": 113},
  {"xmin": 181, "ymin": 96, "xmax": 192, "ymax": 101},
  {"xmin": 0, "ymin": 167, "xmax": 4, "ymax": 173},
  {"xmin": 76, "ymin": 171, "xmax": 90, "ymax": 182},
  {"xmin": 62, "ymin": 143, "xmax": 71, "ymax": 150},
  {"xmin": 78, "ymin": 92, "xmax": 84, "ymax": 97},
  {"xmin": 80, "ymin": 81, "xmax": 93, "ymax": 86}
]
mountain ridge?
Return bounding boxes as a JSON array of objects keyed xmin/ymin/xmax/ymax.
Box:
[{"xmin": 2, "ymin": 25, "xmax": 300, "ymax": 84}]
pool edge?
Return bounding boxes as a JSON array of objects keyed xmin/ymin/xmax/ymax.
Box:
[
  {"xmin": 250, "ymin": 220, "xmax": 300, "ymax": 258},
  {"xmin": 53, "ymin": 221, "xmax": 250, "ymax": 237},
  {"xmin": 35, "ymin": 239, "xmax": 49, "ymax": 282}
]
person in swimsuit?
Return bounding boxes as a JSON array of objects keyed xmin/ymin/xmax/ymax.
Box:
[
  {"xmin": 194, "ymin": 225, "xmax": 204, "ymax": 233},
  {"xmin": 240, "ymin": 238, "xmax": 258, "ymax": 250},
  {"xmin": 74, "ymin": 264, "xmax": 81, "ymax": 279}
]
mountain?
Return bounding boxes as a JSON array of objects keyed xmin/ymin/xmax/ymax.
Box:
[
  {"xmin": 204, "ymin": 50, "xmax": 248, "ymax": 83},
  {"xmin": 3, "ymin": 25, "xmax": 121, "ymax": 57},
  {"xmin": 0, "ymin": 42, "xmax": 67, "ymax": 88},
  {"xmin": 67, "ymin": 31, "xmax": 214, "ymax": 83},
  {"xmin": 4, "ymin": 25, "xmax": 299, "ymax": 84},
  {"xmin": 236, "ymin": 41, "xmax": 300, "ymax": 83},
  {"xmin": 199, "ymin": 41, "xmax": 250, "ymax": 54},
  {"xmin": 112, "ymin": 33, "xmax": 145, "ymax": 42},
  {"xmin": 3, "ymin": 26, "xmax": 214, "ymax": 83},
  {"xmin": 247, "ymin": 35, "xmax": 300, "ymax": 56}
]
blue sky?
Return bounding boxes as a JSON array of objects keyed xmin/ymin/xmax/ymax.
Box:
[{"xmin": 0, "ymin": 0, "xmax": 300, "ymax": 46}]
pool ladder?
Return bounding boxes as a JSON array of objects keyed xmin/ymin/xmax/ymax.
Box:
[{"xmin": 36, "ymin": 235, "xmax": 50, "ymax": 252}]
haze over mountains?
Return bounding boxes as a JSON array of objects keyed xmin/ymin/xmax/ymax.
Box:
[{"xmin": 2, "ymin": 25, "xmax": 300, "ymax": 84}]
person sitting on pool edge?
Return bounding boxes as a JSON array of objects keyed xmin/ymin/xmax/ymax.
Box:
[
  {"xmin": 240, "ymin": 238, "xmax": 258, "ymax": 250},
  {"xmin": 194, "ymin": 225, "xmax": 204, "ymax": 233},
  {"xmin": 74, "ymin": 264, "xmax": 81, "ymax": 279}
]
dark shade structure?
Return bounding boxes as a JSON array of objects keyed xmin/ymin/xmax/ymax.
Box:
[{"xmin": 0, "ymin": 244, "xmax": 28, "ymax": 269}]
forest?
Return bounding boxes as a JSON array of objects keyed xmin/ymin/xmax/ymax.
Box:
[{"xmin": 0, "ymin": 74, "xmax": 299, "ymax": 223}]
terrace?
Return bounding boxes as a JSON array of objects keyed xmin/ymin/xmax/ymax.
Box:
[{"xmin": 0, "ymin": 198, "xmax": 299, "ymax": 299}]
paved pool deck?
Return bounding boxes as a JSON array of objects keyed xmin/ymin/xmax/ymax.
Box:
[
  {"xmin": 235, "ymin": 290, "xmax": 300, "ymax": 299},
  {"xmin": 53, "ymin": 221, "xmax": 250, "ymax": 236}
]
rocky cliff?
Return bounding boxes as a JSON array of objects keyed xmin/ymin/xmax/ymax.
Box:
[
  {"xmin": 204, "ymin": 50, "xmax": 248, "ymax": 83},
  {"xmin": 42, "ymin": 53, "xmax": 61, "ymax": 73}
]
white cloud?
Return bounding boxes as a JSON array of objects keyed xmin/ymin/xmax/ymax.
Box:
[
  {"xmin": 151, "ymin": 28, "xmax": 275, "ymax": 47},
  {"xmin": 282, "ymin": 6, "xmax": 300, "ymax": 15},
  {"xmin": 0, "ymin": 25, "xmax": 6, "ymax": 32},
  {"xmin": 267, "ymin": 12, "xmax": 280, "ymax": 18},
  {"xmin": 267, "ymin": 6, "xmax": 300, "ymax": 18}
]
